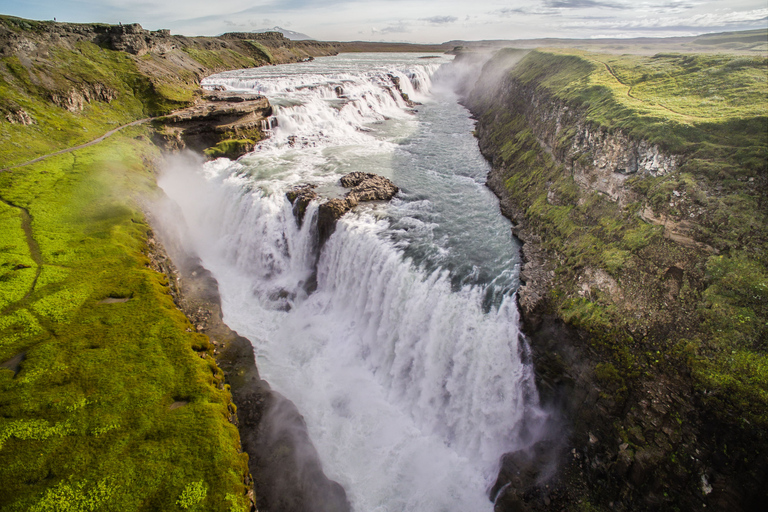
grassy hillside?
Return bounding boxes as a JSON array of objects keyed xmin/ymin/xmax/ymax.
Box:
[
  {"xmin": 0, "ymin": 16, "xmax": 318, "ymax": 511},
  {"xmin": 468, "ymin": 48, "xmax": 767, "ymax": 509},
  {"xmin": 0, "ymin": 128, "xmax": 251, "ymax": 511}
]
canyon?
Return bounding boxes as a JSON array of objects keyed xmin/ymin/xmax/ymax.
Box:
[{"xmin": 1, "ymin": 15, "xmax": 766, "ymax": 512}]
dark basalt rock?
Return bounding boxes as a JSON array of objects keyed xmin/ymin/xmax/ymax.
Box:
[
  {"xmin": 286, "ymin": 184, "xmax": 318, "ymax": 227},
  {"xmin": 248, "ymin": 388, "xmax": 351, "ymax": 512},
  {"xmin": 317, "ymin": 198, "xmax": 353, "ymax": 243},
  {"xmin": 315, "ymin": 172, "xmax": 399, "ymax": 243}
]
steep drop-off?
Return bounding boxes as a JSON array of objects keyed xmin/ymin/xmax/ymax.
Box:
[
  {"xmin": 463, "ymin": 49, "xmax": 767, "ymax": 511},
  {"xmin": 0, "ymin": 16, "xmax": 343, "ymax": 511}
]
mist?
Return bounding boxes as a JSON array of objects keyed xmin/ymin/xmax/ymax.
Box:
[{"xmin": 149, "ymin": 53, "xmax": 555, "ymax": 511}]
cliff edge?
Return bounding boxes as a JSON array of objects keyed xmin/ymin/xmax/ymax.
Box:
[{"xmin": 463, "ymin": 49, "xmax": 767, "ymax": 511}]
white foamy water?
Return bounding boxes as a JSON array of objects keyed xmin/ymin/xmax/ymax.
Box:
[{"xmin": 160, "ymin": 54, "xmax": 545, "ymax": 512}]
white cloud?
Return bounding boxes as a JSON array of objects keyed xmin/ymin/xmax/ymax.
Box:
[
  {"xmin": 4, "ymin": 0, "xmax": 767, "ymax": 42},
  {"xmin": 563, "ymin": 7, "xmax": 768, "ymax": 29}
]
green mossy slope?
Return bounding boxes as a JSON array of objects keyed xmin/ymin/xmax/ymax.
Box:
[
  {"xmin": 0, "ymin": 16, "xmax": 307, "ymax": 512},
  {"xmin": 0, "ymin": 128, "xmax": 250, "ymax": 511},
  {"xmin": 0, "ymin": 42, "xmax": 155, "ymax": 167},
  {"xmin": 468, "ymin": 48, "xmax": 767, "ymax": 510}
]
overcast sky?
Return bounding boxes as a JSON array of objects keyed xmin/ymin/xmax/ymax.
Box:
[{"xmin": 1, "ymin": 0, "xmax": 766, "ymax": 42}]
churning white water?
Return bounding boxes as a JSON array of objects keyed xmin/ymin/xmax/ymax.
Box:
[{"xmin": 159, "ymin": 54, "xmax": 545, "ymax": 511}]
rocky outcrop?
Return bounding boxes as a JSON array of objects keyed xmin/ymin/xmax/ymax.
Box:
[
  {"xmin": 317, "ymin": 198, "xmax": 354, "ymax": 243},
  {"xmin": 341, "ymin": 171, "xmax": 399, "ymax": 202},
  {"xmin": 303, "ymin": 172, "xmax": 398, "ymax": 243},
  {"xmin": 286, "ymin": 184, "xmax": 319, "ymax": 227},
  {"xmin": 386, "ymin": 74, "xmax": 418, "ymax": 107},
  {"xmin": 153, "ymin": 91, "xmax": 272, "ymax": 158},
  {"xmin": 107, "ymin": 23, "xmax": 177, "ymax": 56},
  {"xmin": 49, "ymin": 82, "xmax": 117, "ymax": 112},
  {"xmin": 4, "ymin": 107, "xmax": 34, "ymax": 125}
]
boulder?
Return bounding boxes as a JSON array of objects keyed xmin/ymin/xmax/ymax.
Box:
[
  {"xmin": 295, "ymin": 172, "xmax": 399, "ymax": 244},
  {"xmin": 286, "ymin": 184, "xmax": 318, "ymax": 227},
  {"xmin": 339, "ymin": 171, "xmax": 398, "ymax": 202},
  {"xmin": 317, "ymin": 198, "xmax": 353, "ymax": 243}
]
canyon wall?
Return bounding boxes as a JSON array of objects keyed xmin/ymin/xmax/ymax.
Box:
[{"xmin": 462, "ymin": 49, "xmax": 767, "ymax": 511}]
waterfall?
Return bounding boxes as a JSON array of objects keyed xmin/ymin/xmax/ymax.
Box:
[{"xmin": 162, "ymin": 54, "xmax": 545, "ymax": 512}]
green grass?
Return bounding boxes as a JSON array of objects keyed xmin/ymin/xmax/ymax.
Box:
[
  {"xmin": 0, "ymin": 37, "xmax": 265, "ymax": 169},
  {"xmin": 0, "ymin": 202, "xmax": 36, "ymax": 309},
  {"xmin": 473, "ymin": 48, "xmax": 768, "ymax": 430},
  {"xmin": 244, "ymin": 42, "xmax": 275, "ymax": 65},
  {"xmin": 181, "ymin": 47, "xmax": 263, "ymax": 70},
  {"xmin": 0, "ymin": 42, "xmax": 154, "ymax": 167},
  {"xmin": 0, "ymin": 128, "xmax": 250, "ymax": 511},
  {"xmin": 203, "ymin": 139, "xmax": 256, "ymax": 159}
]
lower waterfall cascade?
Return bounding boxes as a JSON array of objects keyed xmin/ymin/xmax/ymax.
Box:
[{"xmin": 158, "ymin": 53, "xmax": 547, "ymax": 512}]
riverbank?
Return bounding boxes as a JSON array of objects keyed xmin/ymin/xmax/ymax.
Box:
[
  {"xmin": 462, "ymin": 48, "xmax": 767, "ymax": 511},
  {"xmin": 0, "ymin": 16, "xmax": 344, "ymax": 510}
]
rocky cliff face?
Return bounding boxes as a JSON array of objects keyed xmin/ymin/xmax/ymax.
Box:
[
  {"xmin": 462, "ymin": 52, "xmax": 765, "ymax": 512},
  {"xmin": 527, "ymin": 91, "xmax": 678, "ymax": 205},
  {"xmin": 153, "ymin": 91, "xmax": 272, "ymax": 159}
]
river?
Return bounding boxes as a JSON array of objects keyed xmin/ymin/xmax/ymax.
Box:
[{"xmin": 158, "ymin": 53, "xmax": 545, "ymax": 512}]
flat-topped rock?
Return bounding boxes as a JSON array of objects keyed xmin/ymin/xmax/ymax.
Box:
[
  {"xmin": 160, "ymin": 95, "xmax": 271, "ymax": 124},
  {"xmin": 154, "ymin": 94, "xmax": 273, "ymax": 158},
  {"xmin": 203, "ymin": 90, "xmax": 267, "ymax": 103},
  {"xmin": 343, "ymin": 172, "xmax": 398, "ymax": 203},
  {"xmin": 289, "ymin": 172, "xmax": 399, "ymax": 244}
]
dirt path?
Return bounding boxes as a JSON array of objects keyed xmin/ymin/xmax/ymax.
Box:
[
  {"xmin": 596, "ymin": 59, "xmax": 707, "ymax": 121},
  {"xmin": 0, "ymin": 196, "xmax": 43, "ymax": 313},
  {"xmin": 0, "ymin": 117, "xmax": 152, "ymax": 172}
]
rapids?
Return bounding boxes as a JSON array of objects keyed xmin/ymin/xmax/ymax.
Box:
[{"xmin": 159, "ymin": 53, "xmax": 545, "ymax": 511}]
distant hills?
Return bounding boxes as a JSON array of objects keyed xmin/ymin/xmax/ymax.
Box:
[{"xmin": 251, "ymin": 26, "xmax": 314, "ymax": 41}]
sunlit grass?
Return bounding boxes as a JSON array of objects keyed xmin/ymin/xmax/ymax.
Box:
[
  {"xmin": 0, "ymin": 128, "xmax": 250, "ymax": 511},
  {"xmin": 474, "ymin": 48, "xmax": 768, "ymax": 430}
]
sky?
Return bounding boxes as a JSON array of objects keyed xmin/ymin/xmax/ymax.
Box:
[{"xmin": 1, "ymin": 0, "xmax": 766, "ymax": 43}]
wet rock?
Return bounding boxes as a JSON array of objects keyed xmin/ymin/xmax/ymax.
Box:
[
  {"xmin": 314, "ymin": 172, "xmax": 399, "ymax": 243},
  {"xmin": 286, "ymin": 184, "xmax": 318, "ymax": 227},
  {"xmin": 342, "ymin": 172, "xmax": 399, "ymax": 202},
  {"xmin": 494, "ymin": 488, "xmax": 530, "ymax": 512},
  {"xmin": 387, "ymin": 73, "xmax": 419, "ymax": 107},
  {"xmin": 248, "ymin": 389, "xmax": 351, "ymax": 512},
  {"xmin": 317, "ymin": 198, "xmax": 353, "ymax": 243},
  {"xmin": 490, "ymin": 440, "xmax": 562, "ymax": 511}
]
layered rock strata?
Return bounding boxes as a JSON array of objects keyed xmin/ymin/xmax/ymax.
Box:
[{"xmin": 153, "ymin": 91, "xmax": 272, "ymax": 158}]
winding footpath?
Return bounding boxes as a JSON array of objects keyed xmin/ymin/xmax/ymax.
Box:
[
  {"xmin": 0, "ymin": 116, "xmax": 153, "ymax": 313},
  {"xmin": 596, "ymin": 59, "xmax": 708, "ymax": 121},
  {"xmin": 0, "ymin": 117, "xmax": 152, "ymax": 172}
]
